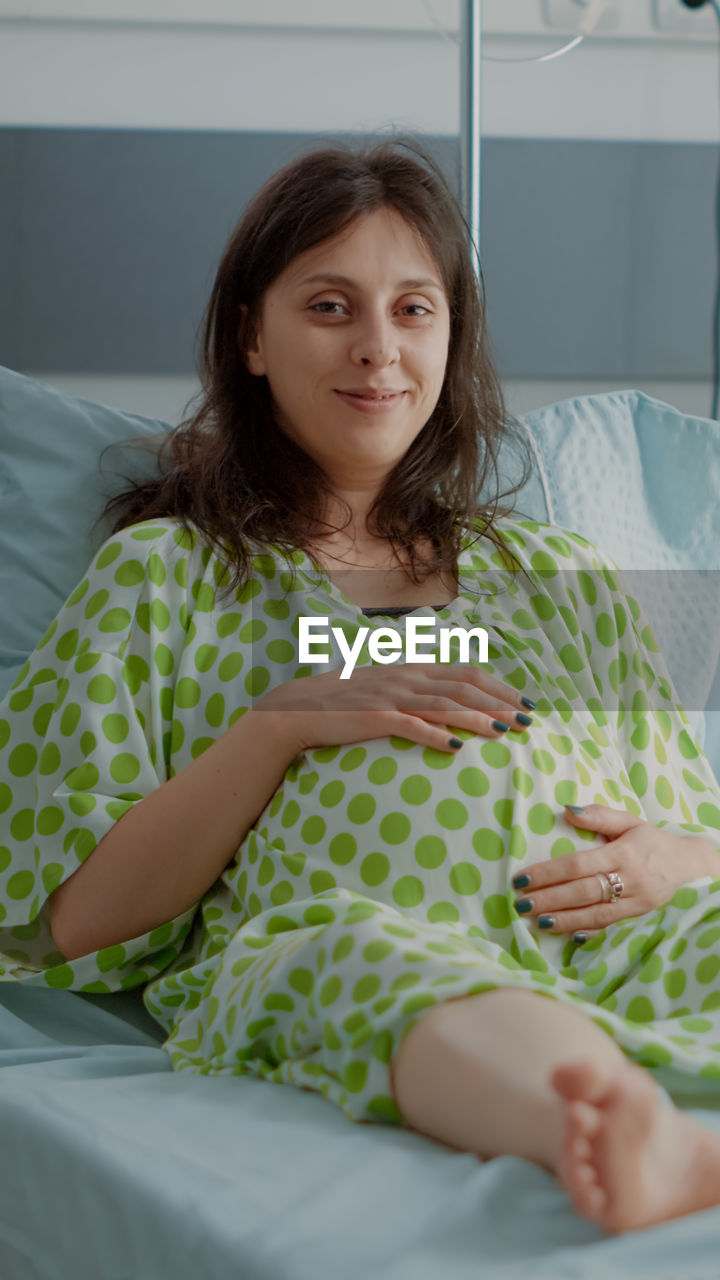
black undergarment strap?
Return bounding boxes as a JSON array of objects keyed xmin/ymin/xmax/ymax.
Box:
[{"xmin": 362, "ymin": 604, "xmax": 447, "ymax": 617}]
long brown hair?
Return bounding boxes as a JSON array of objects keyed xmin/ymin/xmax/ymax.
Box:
[{"xmin": 98, "ymin": 132, "xmax": 534, "ymax": 603}]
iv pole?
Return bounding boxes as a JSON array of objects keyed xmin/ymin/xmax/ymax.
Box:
[{"xmin": 460, "ymin": 0, "xmax": 482, "ymax": 280}]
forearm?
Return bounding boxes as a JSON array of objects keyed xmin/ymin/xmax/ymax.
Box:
[{"xmin": 49, "ymin": 708, "xmax": 299, "ymax": 961}]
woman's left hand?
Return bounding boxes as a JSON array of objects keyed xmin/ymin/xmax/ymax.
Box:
[{"xmin": 512, "ymin": 805, "xmax": 720, "ymax": 939}]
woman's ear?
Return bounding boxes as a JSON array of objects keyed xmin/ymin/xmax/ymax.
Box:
[{"xmin": 238, "ymin": 303, "xmax": 265, "ymax": 376}]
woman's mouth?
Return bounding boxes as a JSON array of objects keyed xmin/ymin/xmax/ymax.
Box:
[{"xmin": 335, "ymin": 391, "xmax": 406, "ymax": 414}]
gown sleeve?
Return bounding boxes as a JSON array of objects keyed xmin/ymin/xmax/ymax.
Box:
[
  {"xmin": 0, "ymin": 520, "xmax": 200, "ymax": 992},
  {"xmin": 531, "ymin": 525, "xmax": 720, "ymax": 858}
]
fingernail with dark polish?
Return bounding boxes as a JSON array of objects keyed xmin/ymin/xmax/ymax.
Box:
[
  {"xmin": 573, "ymin": 932, "xmax": 588, "ymax": 945},
  {"xmin": 567, "ymin": 805, "xmax": 585, "ymax": 814},
  {"xmin": 515, "ymin": 712, "xmax": 533, "ymax": 726},
  {"xmin": 512, "ymin": 873, "xmax": 531, "ymax": 889},
  {"xmin": 521, "ymin": 697, "xmax": 537, "ymax": 709},
  {"xmin": 514, "ymin": 898, "xmax": 534, "ymax": 914},
  {"xmin": 492, "ymin": 721, "xmax": 510, "ymax": 732},
  {"xmin": 538, "ymin": 916, "xmax": 555, "ymax": 929},
  {"xmin": 448, "ymin": 737, "xmax": 463, "ymax": 749}
]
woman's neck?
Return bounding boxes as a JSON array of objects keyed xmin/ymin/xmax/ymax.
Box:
[
  {"xmin": 306, "ymin": 529, "xmax": 433, "ymax": 573},
  {"xmin": 305, "ymin": 534, "xmax": 458, "ymax": 609}
]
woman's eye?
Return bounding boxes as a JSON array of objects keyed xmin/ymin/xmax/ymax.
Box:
[{"xmin": 309, "ymin": 302, "xmax": 431, "ymax": 317}]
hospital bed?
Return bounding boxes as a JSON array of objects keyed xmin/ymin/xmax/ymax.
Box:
[{"xmin": 1, "ymin": 365, "xmax": 720, "ymax": 1279}]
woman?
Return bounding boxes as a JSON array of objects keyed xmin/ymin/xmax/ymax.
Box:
[{"xmin": 2, "ymin": 135, "xmax": 720, "ymax": 1236}]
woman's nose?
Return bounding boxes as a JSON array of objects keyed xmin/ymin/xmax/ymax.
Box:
[{"xmin": 351, "ymin": 314, "xmax": 400, "ymax": 366}]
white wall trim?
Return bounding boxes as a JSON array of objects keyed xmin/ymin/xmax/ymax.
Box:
[{"xmin": 0, "ymin": 0, "xmax": 460, "ymax": 32}]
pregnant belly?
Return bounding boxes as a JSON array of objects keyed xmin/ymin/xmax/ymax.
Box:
[{"xmin": 242, "ymin": 715, "xmax": 625, "ymax": 934}]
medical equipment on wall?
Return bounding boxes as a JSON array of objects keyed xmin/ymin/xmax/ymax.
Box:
[{"xmin": 434, "ymin": 0, "xmax": 720, "ymax": 419}]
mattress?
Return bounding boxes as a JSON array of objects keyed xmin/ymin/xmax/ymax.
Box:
[{"xmin": 3, "ymin": 982, "xmax": 720, "ymax": 1280}]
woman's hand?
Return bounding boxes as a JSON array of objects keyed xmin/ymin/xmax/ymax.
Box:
[
  {"xmin": 512, "ymin": 804, "xmax": 720, "ymax": 940},
  {"xmin": 254, "ymin": 662, "xmax": 536, "ymax": 755}
]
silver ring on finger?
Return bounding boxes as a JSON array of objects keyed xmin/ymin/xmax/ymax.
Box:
[
  {"xmin": 595, "ymin": 872, "xmax": 613, "ymax": 904},
  {"xmin": 606, "ymin": 870, "xmax": 624, "ymax": 901}
]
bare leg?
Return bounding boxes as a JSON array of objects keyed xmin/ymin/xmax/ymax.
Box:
[
  {"xmin": 390, "ymin": 988, "xmax": 625, "ymax": 1173},
  {"xmin": 390, "ymin": 987, "xmax": 720, "ymax": 1233}
]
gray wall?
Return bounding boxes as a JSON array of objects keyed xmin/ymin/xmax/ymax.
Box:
[
  {"xmin": 481, "ymin": 138, "xmax": 716, "ymax": 381},
  {"xmin": 1, "ymin": 128, "xmax": 715, "ymax": 380}
]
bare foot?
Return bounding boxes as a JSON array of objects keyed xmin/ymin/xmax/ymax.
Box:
[{"xmin": 551, "ymin": 1059, "xmax": 720, "ymax": 1234}]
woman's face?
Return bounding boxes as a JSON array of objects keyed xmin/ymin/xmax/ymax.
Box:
[{"xmin": 242, "ymin": 206, "xmax": 452, "ymax": 491}]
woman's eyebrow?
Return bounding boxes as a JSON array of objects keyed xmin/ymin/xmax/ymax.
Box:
[{"xmin": 296, "ymin": 272, "xmax": 444, "ymax": 293}]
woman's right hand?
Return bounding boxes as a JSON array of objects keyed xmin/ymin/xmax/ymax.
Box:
[{"xmin": 254, "ymin": 663, "xmax": 536, "ymax": 756}]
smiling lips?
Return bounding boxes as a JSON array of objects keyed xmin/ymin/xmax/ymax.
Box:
[
  {"xmin": 335, "ymin": 389, "xmax": 406, "ymax": 414},
  {"xmin": 335, "ymin": 384, "xmax": 407, "ymax": 414},
  {"xmin": 339, "ymin": 387, "xmax": 405, "ymax": 398}
]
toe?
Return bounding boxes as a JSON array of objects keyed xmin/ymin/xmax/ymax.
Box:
[
  {"xmin": 551, "ymin": 1060, "xmax": 604, "ymax": 1103},
  {"xmin": 570, "ymin": 1135, "xmax": 592, "ymax": 1164},
  {"xmin": 583, "ymin": 1182, "xmax": 609, "ymax": 1222},
  {"xmin": 568, "ymin": 1098, "xmax": 602, "ymax": 1141},
  {"xmin": 565, "ymin": 1156, "xmax": 604, "ymax": 1219}
]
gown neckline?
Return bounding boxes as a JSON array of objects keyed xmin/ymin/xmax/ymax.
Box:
[{"xmin": 290, "ymin": 525, "xmax": 492, "ymax": 627}]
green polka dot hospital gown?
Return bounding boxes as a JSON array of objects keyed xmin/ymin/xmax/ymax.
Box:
[{"xmin": 2, "ymin": 515, "xmax": 720, "ymax": 1127}]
